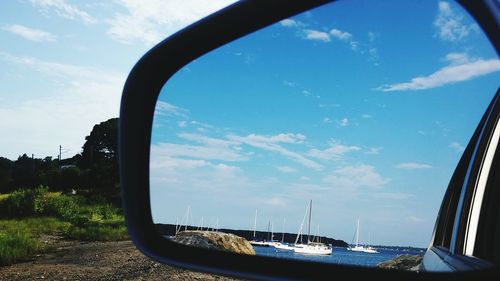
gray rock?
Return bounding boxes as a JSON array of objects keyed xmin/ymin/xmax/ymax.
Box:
[
  {"xmin": 172, "ymin": 231, "xmax": 256, "ymax": 255},
  {"xmin": 377, "ymin": 254, "xmax": 422, "ymax": 272}
]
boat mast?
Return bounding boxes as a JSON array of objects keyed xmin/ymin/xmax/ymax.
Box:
[
  {"xmin": 271, "ymin": 221, "xmax": 274, "ymax": 241},
  {"xmin": 253, "ymin": 209, "xmax": 257, "ymax": 239},
  {"xmin": 356, "ymin": 218, "xmax": 360, "ymax": 247},
  {"xmin": 307, "ymin": 200, "xmax": 312, "ymax": 243},
  {"xmin": 282, "ymin": 217, "xmax": 285, "ymax": 243},
  {"xmin": 184, "ymin": 205, "xmax": 191, "ymax": 232}
]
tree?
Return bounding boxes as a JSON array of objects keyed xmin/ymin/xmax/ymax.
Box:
[
  {"xmin": 0, "ymin": 157, "xmax": 13, "ymax": 193},
  {"xmin": 78, "ymin": 118, "xmax": 120, "ymax": 204},
  {"xmin": 80, "ymin": 118, "xmax": 118, "ymax": 169}
]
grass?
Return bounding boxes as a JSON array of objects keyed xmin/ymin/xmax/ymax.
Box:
[
  {"xmin": 0, "ymin": 188, "xmax": 128, "ymax": 265},
  {"xmin": 0, "ymin": 217, "xmax": 70, "ymax": 265}
]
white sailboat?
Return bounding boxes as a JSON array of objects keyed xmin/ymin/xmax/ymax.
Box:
[
  {"xmin": 249, "ymin": 209, "xmax": 269, "ymax": 247},
  {"xmin": 347, "ymin": 219, "xmax": 378, "ymax": 253},
  {"xmin": 273, "ymin": 217, "xmax": 295, "ymax": 251},
  {"xmin": 293, "ymin": 200, "xmax": 332, "ymax": 255}
]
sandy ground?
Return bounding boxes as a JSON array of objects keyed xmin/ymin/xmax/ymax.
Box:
[{"xmin": 0, "ymin": 239, "xmax": 239, "ymax": 281}]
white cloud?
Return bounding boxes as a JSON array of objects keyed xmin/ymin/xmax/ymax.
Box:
[
  {"xmin": 405, "ymin": 216, "xmax": 425, "ymax": 224},
  {"xmin": 366, "ymin": 147, "xmax": 382, "ymax": 155},
  {"xmin": 323, "ymin": 117, "xmax": 332, "ymax": 123},
  {"xmin": 303, "ymin": 29, "xmax": 330, "ymax": 42},
  {"xmin": 106, "ymin": 0, "xmax": 235, "ymax": 45},
  {"xmin": 276, "ymin": 166, "xmax": 297, "ymax": 173},
  {"xmin": 444, "ymin": 52, "xmax": 471, "ymax": 65},
  {"xmin": 434, "ymin": 1, "xmax": 477, "ymax": 42},
  {"xmin": 241, "ymin": 133, "xmax": 306, "ymax": 144},
  {"xmin": 177, "ymin": 121, "xmax": 187, "ymax": 128},
  {"xmin": 329, "ymin": 28, "xmax": 352, "ymax": 41},
  {"xmin": 395, "ymin": 162, "xmax": 433, "ymax": 170},
  {"xmin": 371, "ymin": 192, "xmax": 414, "ymax": 200},
  {"xmin": 1, "ymin": 24, "xmax": 56, "ymax": 42},
  {"xmin": 338, "ymin": 118, "xmax": 349, "ymax": 127},
  {"xmin": 151, "ymin": 142, "xmax": 246, "ymax": 162},
  {"xmin": 0, "ymin": 52, "xmax": 123, "ymax": 159},
  {"xmin": 155, "ymin": 101, "xmax": 189, "ymax": 117},
  {"xmin": 308, "ymin": 141, "xmax": 360, "ymax": 160},
  {"xmin": 30, "ymin": 0, "xmax": 97, "ymax": 24},
  {"xmin": 449, "ymin": 142, "xmax": 465, "ymax": 152},
  {"xmin": 280, "ymin": 19, "xmax": 299, "ymax": 28},
  {"xmin": 376, "ymin": 55, "xmax": 500, "ymax": 92},
  {"xmin": 323, "ymin": 165, "xmax": 389, "ymax": 190},
  {"xmin": 228, "ymin": 133, "xmax": 322, "ymax": 170},
  {"xmin": 361, "ymin": 114, "xmax": 372, "ymax": 119}
]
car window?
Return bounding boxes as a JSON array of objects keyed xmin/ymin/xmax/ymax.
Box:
[{"xmin": 149, "ymin": 0, "xmax": 499, "ymax": 270}]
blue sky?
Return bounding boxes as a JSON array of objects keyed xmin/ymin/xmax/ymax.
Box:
[{"xmin": 0, "ymin": 1, "xmax": 498, "ymax": 248}]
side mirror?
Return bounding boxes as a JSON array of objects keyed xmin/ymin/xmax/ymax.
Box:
[{"xmin": 119, "ymin": 0, "xmax": 500, "ymax": 280}]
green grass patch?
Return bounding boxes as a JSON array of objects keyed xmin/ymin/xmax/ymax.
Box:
[
  {"xmin": 0, "ymin": 231, "xmax": 39, "ymax": 265},
  {"xmin": 0, "ymin": 217, "xmax": 70, "ymax": 265},
  {"xmin": 0, "ymin": 187, "xmax": 128, "ymax": 265},
  {"xmin": 65, "ymin": 222, "xmax": 128, "ymax": 241}
]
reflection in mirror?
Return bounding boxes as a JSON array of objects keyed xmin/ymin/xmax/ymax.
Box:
[{"xmin": 150, "ymin": 0, "xmax": 499, "ymax": 270}]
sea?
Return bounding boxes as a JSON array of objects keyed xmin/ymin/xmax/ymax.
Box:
[{"xmin": 253, "ymin": 246, "xmax": 424, "ymax": 267}]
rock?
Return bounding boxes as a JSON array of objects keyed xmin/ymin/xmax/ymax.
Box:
[
  {"xmin": 377, "ymin": 254, "xmax": 422, "ymax": 271},
  {"xmin": 172, "ymin": 231, "xmax": 256, "ymax": 255}
]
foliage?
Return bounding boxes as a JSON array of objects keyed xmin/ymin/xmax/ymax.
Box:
[{"xmin": 0, "ymin": 118, "xmax": 120, "ymax": 205}]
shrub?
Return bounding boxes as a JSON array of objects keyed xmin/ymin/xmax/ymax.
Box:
[
  {"xmin": 44, "ymin": 195, "xmax": 80, "ymax": 222},
  {"xmin": 0, "ymin": 186, "xmax": 49, "ymax": 218}
]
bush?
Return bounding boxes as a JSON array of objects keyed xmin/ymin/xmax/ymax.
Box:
[
  {"xmin": 44, "ymin": 195, "xmax": 80, "ymax": 222},
  {"xmin": 0, "ymin": 186, "xmax": 49, "ymax": 218}
]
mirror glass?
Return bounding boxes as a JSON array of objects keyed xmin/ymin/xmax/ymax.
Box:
[{"xmin": 150, "ymin": 0, "xmax": 499, "ymax": 269}]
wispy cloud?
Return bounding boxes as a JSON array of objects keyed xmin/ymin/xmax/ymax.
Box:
[
  {"xmin": 0, "ymin": 52, "xmax": 123, "ymax": 159},
  {"xmin": 330, "ymin": 28, "xmax": 352, "ymax": 41},
  {"xmin": 1, "ymin": 24, "xmax": 56, "ymax": 42},
  {"xmin": 279, "ymin": 19, "xmax": 301, "ymax": 28},
  {"xmin": 449, "ymin": 142, "xmax": 465, "ymax": 152},
  {"xmin": 276, "ymin": 166, "xmax": 297, "ymax": 173},
  {"xmin": 154, "ymin": 101, "xmax": 189, "ymax": 117},
  {"xmin": 323, "ymin": 165, "xmax": 389, "ymax": 190},
  {"xmin": 152, "ymin": 141, "xmax": 246, "ymax": 162},
  {"xmin": 30, "ymin": 0, "xmax": 97, "ymax": 24},
  {"xmin": 228, "ymin": 133, "xmax": 322, "ymax": 170},
  {"xmin": 303, "ymin": 29, "xmax": 330, "ymax": 42},
  {"xmin": 375, "ymin": 53, "xmax": 500, "ymax": 92},
  {"xmin": 434, "ymin": 1, "xmax": 477, "ymax": 42},
  {"xmin": 405, "ymin": 216, "xmax": 425, "ymax": 224},
  {"xmin": 366, "ymin": 147, "xmax": 382, "ymax": 155},
  {"xmin": 106, "ymin": 0, "xmax": 235, "ymax": 45},
  {"xmin": 337, "ymin": 118, "xmax": 349, "ymax": 127},
  {"xmin": 308, "ymin": 141, "xmax": 360, "ymax": 160},
  {"xmin": 395, "ymin": 162, "xmax": 433, "ymax": 170}
]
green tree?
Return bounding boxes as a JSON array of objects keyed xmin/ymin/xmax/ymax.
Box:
[
  {"xmin": 78, "ymin": 118, "xmax": 120, "ymax": 205},
  {"xmin": 0, "ymin": 157, "xmax": 13, "ymax": 193},
  {"xmin": 80, "ymin": 118, "xmax": 118, "ymax": 169}
]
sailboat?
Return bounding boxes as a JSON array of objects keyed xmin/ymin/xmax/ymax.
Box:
[
  {"xmin": 273, "ymin": 217, "xmax": 295, "ymax": 251},
  {"xmin": 347, "ymin": 219, "xmax": 378, "ymax": 253},
  {"xmin": 249, "ymin": 209, "xmax": 269, "ymax": 247},
  {"xmin": 293, "ymin": 200, "xmax": 332, "ymax": 255}
]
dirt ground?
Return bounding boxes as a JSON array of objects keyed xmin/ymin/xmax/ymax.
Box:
[{"xmin": 0, "ymin": 239, "xmax": 239, "ymax": 281}]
